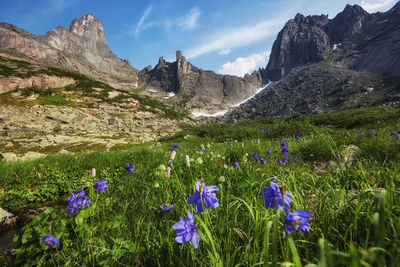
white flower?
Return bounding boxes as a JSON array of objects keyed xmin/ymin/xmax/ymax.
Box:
[
  {"xmin": 196, "ymin": 157, "xmax": 203, "ymax": 164},
  {"xmin": 185, "ymin": 155, "xmax": 190, "ymax": 167},
  {"xmin": 170, "ymin": 150, "xmax": 176, "ymax": 160},
  {"xmin": 219, "ymin": 176, "xmax": 225, "ymax": 182}
]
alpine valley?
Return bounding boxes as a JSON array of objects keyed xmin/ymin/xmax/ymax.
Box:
[{"xmin": 0, "ymin": 2, "xmax": 399, "ymax": 156}]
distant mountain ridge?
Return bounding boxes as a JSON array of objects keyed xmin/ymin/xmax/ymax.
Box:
[{"xmin": 139, "ymin": 51, "xmax": 263, "ymax": 111}]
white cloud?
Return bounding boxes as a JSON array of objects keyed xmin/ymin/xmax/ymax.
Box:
[
  {"xmin": 186, "ymin": 18, "xmax": 284, "ymax": 59},
  {"xmin": 135, "ymin": 4, "xmax": 153, "ymax": 35},
  {"xmin": 218, "ymin": 51, "xmax": 270, "ymax": 77},
  {"xmin": 360, "ymin": 0, "xmax": 397, "ymax": 12},
  {"xmin": 177, "ymin": 7, "xmax": 201, "ymax": 30},
  {"xmin": 217, "ymin": 49, "xmax": 231, "ymax": 55}
]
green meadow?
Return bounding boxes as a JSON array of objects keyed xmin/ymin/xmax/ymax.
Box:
[{"xmin": 1, "ymin": 106, "xmax": 399, "ymax": 266}]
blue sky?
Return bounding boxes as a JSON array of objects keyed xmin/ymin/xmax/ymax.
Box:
[{"xmin": 0, "ymin": 0, "xmax": 397, "ymax": 76}]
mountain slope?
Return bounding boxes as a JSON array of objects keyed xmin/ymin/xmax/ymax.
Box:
[
  {"xmin": 0, "ymin": 14, "xmax": 138, "ymax": 89},
  {"xmin": 224, "ymin": 64, "xmax": 400, "ymax": 122}
]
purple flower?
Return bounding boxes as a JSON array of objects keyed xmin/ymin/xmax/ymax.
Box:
[
  {"xmin": 268, "ymin": 148, "xmax": 272, "ymax": 155},
  {"xmin": 283, "ymin": 210, "xmax": 313, "ymax": 238},
  {"xmin": 187, "ymin": 181, "xmax": 219, "ymax": 212},
  {"xmin": 160, "ymin": 203, "xmax": 175, "ymax": 212},
  {"xmin": 42, "ymin": 234, "xmax": 60, "ymax": 249},
  {"xmin": 168, "ymin": 160, "xmax": 174, "ymax": 168},
  {"xmin": 65, "ymin": 187, "xmax": 92, "ymax": 215},
  {"xmin": 259, "ymin": 181, "xmax": 291, "ymax": 211},
  {"xmin": 173, "ymin": 210, "xmax": 200, "ymax": 249},
  {"xmin": 295, "ymin": 136, "xmax": 300, "ymax": 140},
  {"xmin": 228, "ymin": 142, "xmax": 232, "ymax": 146},
  {"xmin": 390, "ymin": 132, "xmax": 397, "ymax": 136},
  {"xmin": 94, "ymin": 179, "xmax": 108, "ymax": 193},
  {"xmin": 65, "ymin": 206, "xmax": 79, "ymax": 216},
  {"xmin": 252, "ymin": 153, "xmax": 259, "ymax": 160},
  {"xmin": 293, "ymin": 156, "xmax": 298, "ymax": 164},
  {"xmin": 233, "ymin": 162, "xmax": 240, "ymax": 169},
  {"xmin": 125, "ymin": 163, "xmax": 136, "ymax": 173},
  {"xmin": 335, "ymin": 153, "xmax": 340, "ymax": 159},
  {"xmin": 281, "ymin": 140, "xmax": 289, "ymax": 156},
  {"xmin": 199, "ymin": 145, "xmax": 206, "ymax": 152},
  {"xmin": 171, "ymin": 143, "xmax": 180, "ymax": 151}
]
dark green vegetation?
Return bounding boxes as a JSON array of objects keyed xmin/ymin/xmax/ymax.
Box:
[
  {"xmin": 0, "ymin": 55, "xmax": 190, "ymax": 120},
  {"xmin": 1, "ymin": 106, "xmax": 399, "ymax": 266}
]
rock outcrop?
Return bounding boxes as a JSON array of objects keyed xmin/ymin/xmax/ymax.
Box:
[
  {"xmin": 140, "ymin": 51, "xmax": 263, "ymax": 111},
  {"xmin": 0, "ymin": 75, "xmax": 75, "ymax": 94},
  {"xmin": 0, "ymin": 14, "xmax": 138, "ymax": 88},
  {"xmin": 262, "ymin": 2, "xmax": 400, "ymax": 81}
]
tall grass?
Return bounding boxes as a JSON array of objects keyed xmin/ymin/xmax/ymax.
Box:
[{"xmin": 2, "ymin": 122, "xmax": 398, "ymax": 265}]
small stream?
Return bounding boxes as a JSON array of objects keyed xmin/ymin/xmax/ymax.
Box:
[{"xmin": 0, "ymin": 198, "xmax": 67, "ymax": 253}]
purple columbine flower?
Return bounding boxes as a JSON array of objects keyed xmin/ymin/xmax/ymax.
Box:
[
  {"xmin": 94, "ymin": 179, "xmax": 108, "ymax": 193},
  {"xmin": 252, "ymin": 153, "xmax": 259, "ymax": 160},
  {"xmin": 65, "ymin": 205, "xmax": 79, "ymax": 216},
  {"xmin": 283, "ymin": 210, "xmax": 313, "ymax": 238},
  {"xmin": 160, "ymin": 203, "xmax": 175, "ymax": 212},
  {"xmin": 65, "ymin": 187, "xmax": 92, "ymax": 215},
  {"xmin": 259, "ymin": 181, "xmax": 291, "ymax": 211},
  {"xmin": 187, "ymin": 181, "xmax": 219, "ymax": 212},
  {"xmin": 281, "ymin": 140, "xmax": 289, "ymax": 157},
  {"xmin": 42, "ymin": 234, "xmax": 60, "ymax": 249},
  {"xmin": 171, "ymin": 143, "xmax": 180, "ymax": 151},
  {"xmin": 125, "ymin": 163, "xmax": 136, "ymax": 173},
  {"xmin": 233, "ymin": 162, "xmax": 240, "ymax": 169},
  {"xmin": 173, "ymin": 210, "xmax": 200, "ymax": 249}
]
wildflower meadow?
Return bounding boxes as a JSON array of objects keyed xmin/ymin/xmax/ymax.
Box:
[{"xmin": 1, "ymin": 107, "xmax": 399, "ymax": 266}]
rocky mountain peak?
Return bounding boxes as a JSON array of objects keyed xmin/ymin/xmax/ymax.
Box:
[
  {"xmin": 69, "ymin": 13, "xmax": 106, "ymax": 46},
  {"xmin": 70, "ymin": 14, "xmax": 105, "ymax": 40},
  {"xmin": 157, "ymin": 56, "xmax": 167, "ymax": 66},
  {"xmin": 342, "ymin": 4, "xmax": 368, "ymax": 16},
  {"xmin": 176, "ymin": 50, "xmax": 185, "ymax": 62},
  {"xmin": 294, "ymin": 13, "xmax": 305, "ymax": 22}
]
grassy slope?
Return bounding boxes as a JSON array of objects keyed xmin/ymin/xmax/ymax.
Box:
[
  {"xmin": 1, "ymin": 106, "xmax": 399, "ymax": 266},
  {"xmin": 0, "ymin": 55, "xmax": 190, "ymax": 120}
]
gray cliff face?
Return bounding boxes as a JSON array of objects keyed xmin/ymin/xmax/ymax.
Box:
[
  {"xmin": 140, "ymin": 51, "xmax": 263, "ymax": 109},
  {"xmin": 263, "ymin": 2, "xmax": 400, "ymax": 81},
  {"xmin": 265, "ymin": 14, "xmax": 331, "ymax": 80},
  {"xmin": 335, "ymin": 4, "xmax": 400, "ymax": 77},
  {"xmin": 0, "ymin": 14, "xmax": 138, "ymax": 88}
]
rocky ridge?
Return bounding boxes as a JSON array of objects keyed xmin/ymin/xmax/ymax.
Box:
[
  {"xmin": 262, "ymin": 2, "xmax": 400, "ymax": 81},
  {"xmin": 139, "ymin": 51, "xmax": 264, "ymax": 113},
  {"xmin": 0, "ymin": 14, "xmax": 139, "ymax": 89}
]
